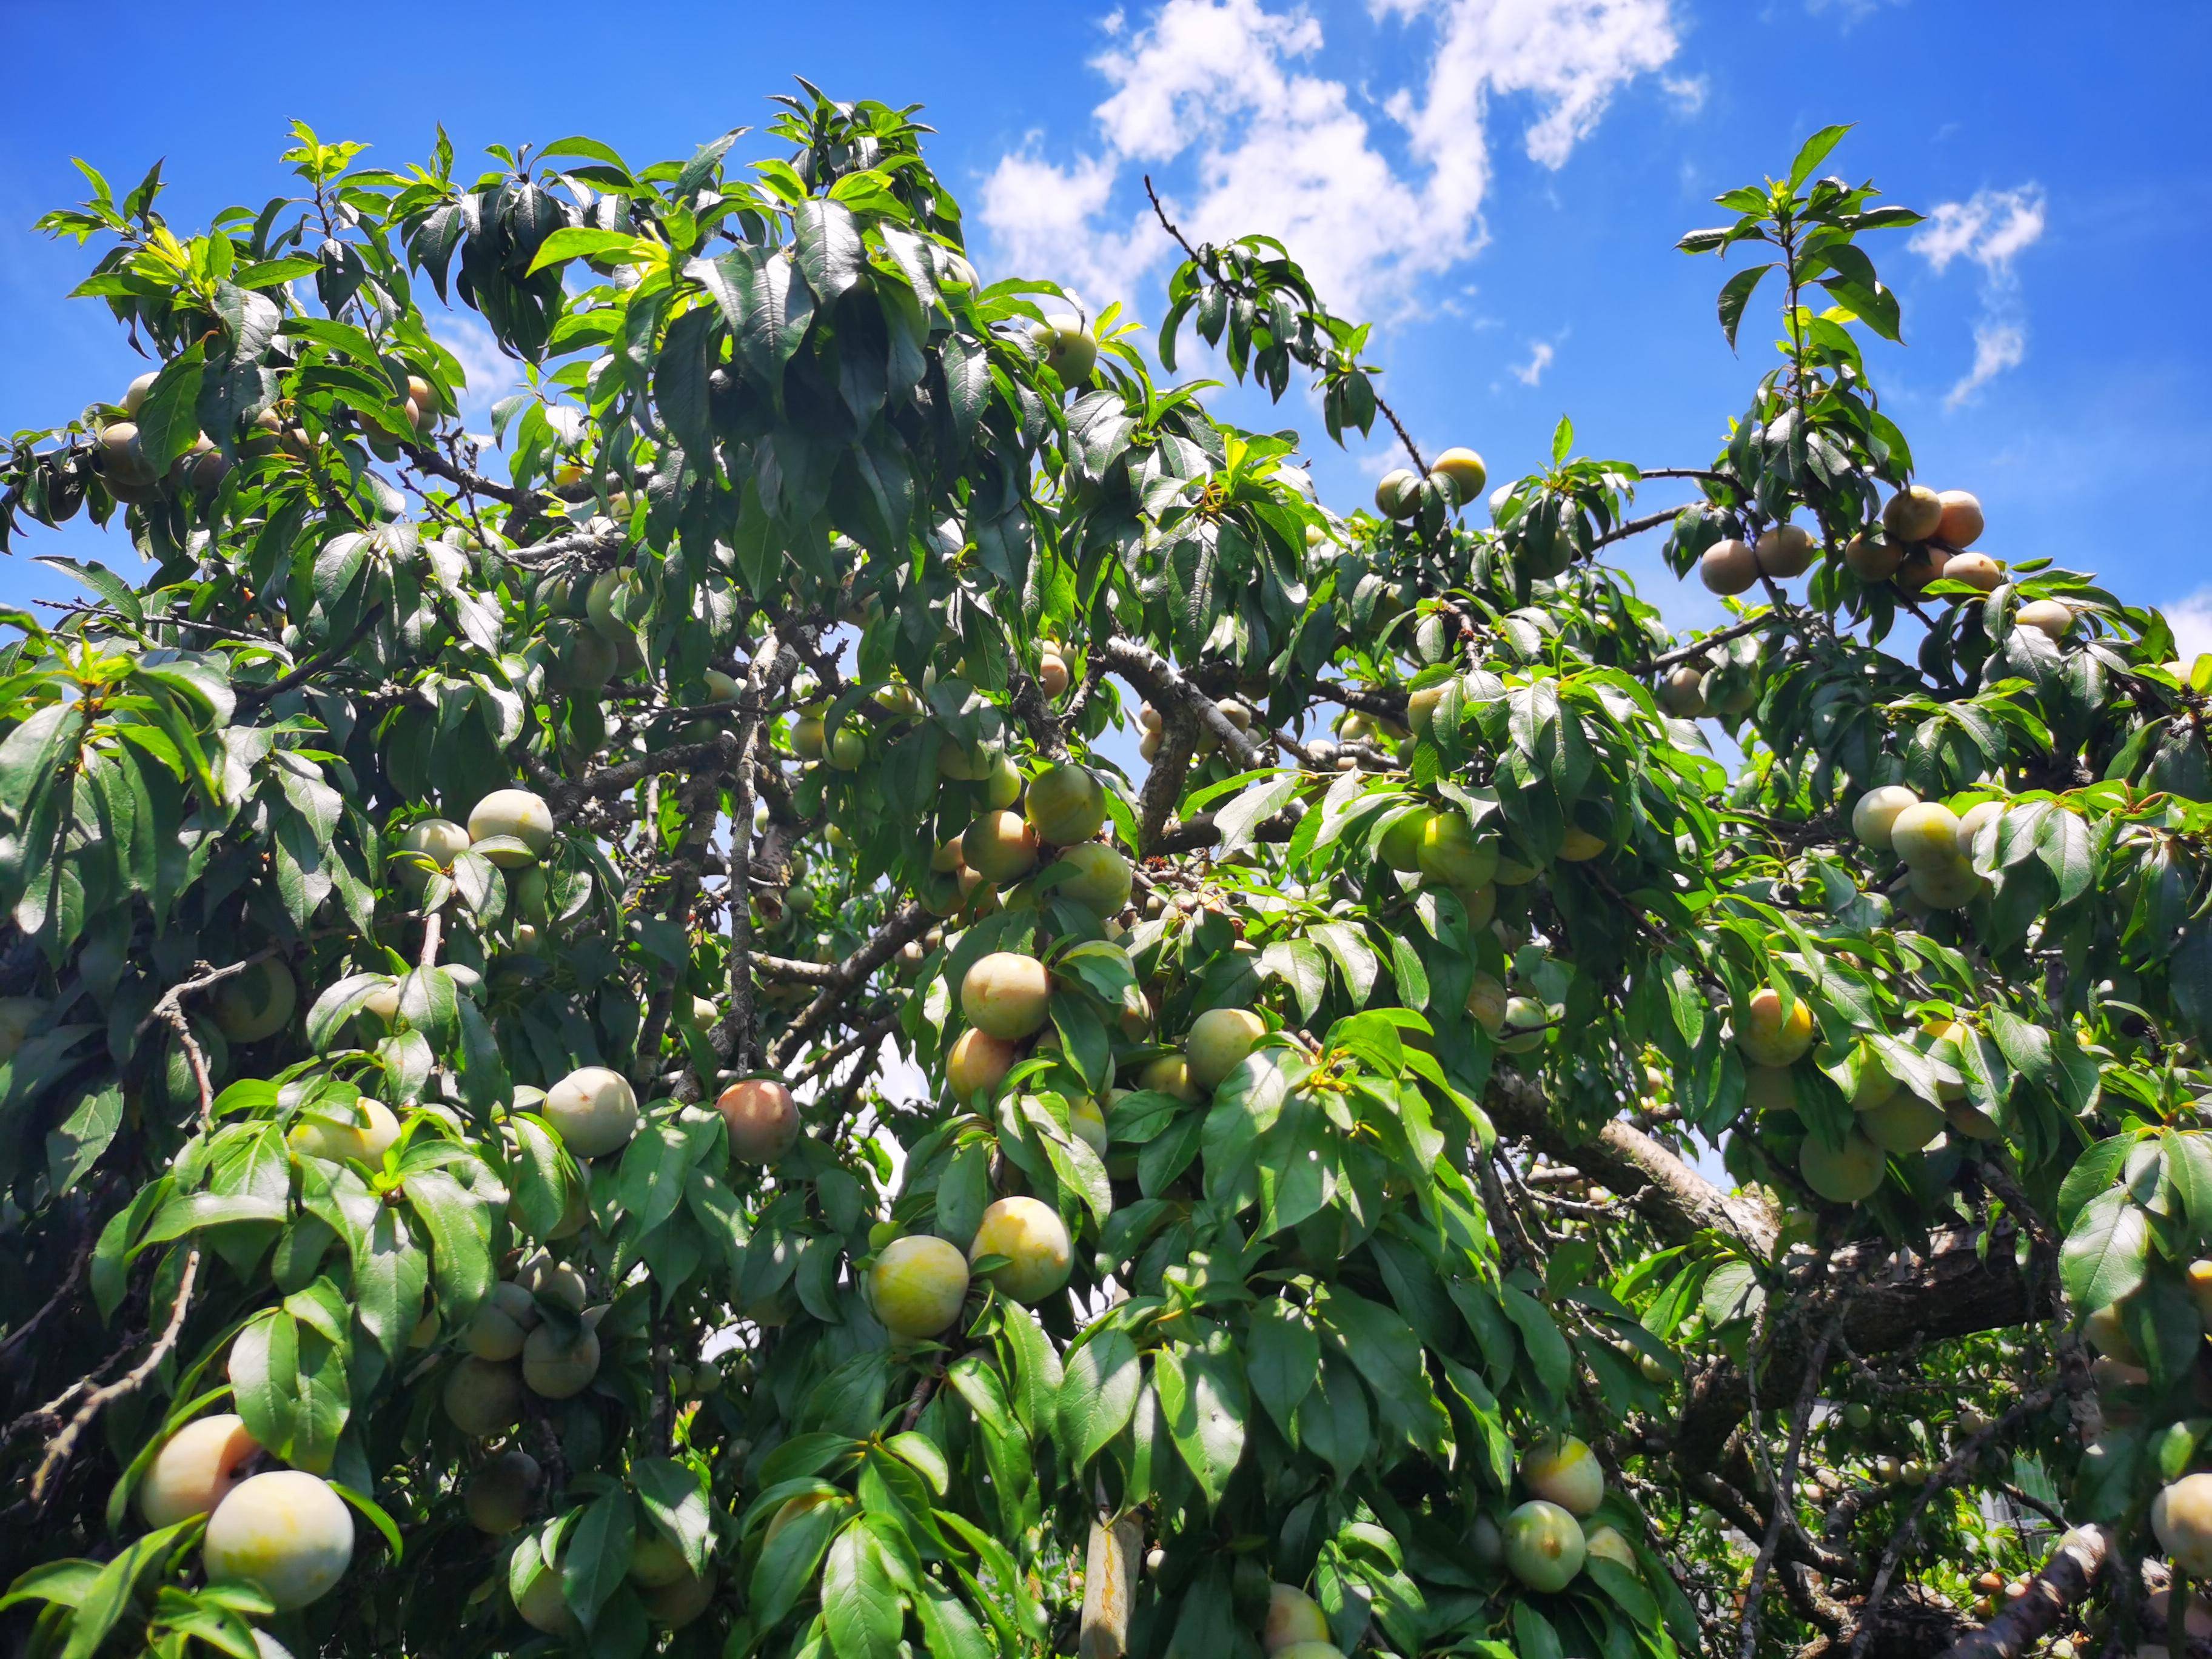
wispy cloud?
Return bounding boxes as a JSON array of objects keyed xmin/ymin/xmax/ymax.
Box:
[
  {"xmin": 977, "ymin": 0, "xmax": 1680, "ymax": 321},
  {"xmin": 2168, "ymin": 588, "xmax": 2212, "ymax": 663},
  {"xmin": 1509, "ymin": 338, "xmax": 1557, "ymax": 386},
  {"xmin": 1908, "ymin": 184, "xmax": 2046, "ymax": 409}
]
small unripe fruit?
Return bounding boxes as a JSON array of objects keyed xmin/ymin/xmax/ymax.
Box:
[
  {"xmin": 464, "ymin": 1449, "xmax": 542, "ymax": 1534},
  {"xmin": 543, "ymin": 1065, "xmax": 639, "ymax": 1158},
  {"xmin": 1736, "ymin": 988, "xmax": 1814, "ymax": 1067},
  {"xmin": 1882, "ymin": 485, "xmax": 1944, "ymax": 542},
  {"xmin": 1068, "ymin": 1095, "xmax": 1108, "ymax": 1155},
  {"xmin": 1498, "ymin": 997, "xmax": 1549, "ymax": 1054},
  {"xmin": 1844, "ymin": 530, "xmax": 1906, "ymax": 581},
  {"xmin": 965, "ymin": 809, "xmax": 1040, "ymax": 883},
  {"xmin": 961, "ymin": 953, "xmax": 1051, "ymax": 1041},
  {"xmin": 968, "ymin": 1196, "xmax": 1073, "ymax": 1304},
  {"xmin": 825, "ymin": 725, "xmax": 865, "ymax": 769},
  {"xmin": 395, "ymin": 817, "xmax": 472, "ymax": 893},
  {"xmin": 203, "ymin": 1471, "xmax": 354, "ymax": 1610},
  {"xmin": 468, "ymin": 789, "xmax": 555, "ymax": 866},
  {"xmin": 1800, "ymin": 1130, "xmax": 1886, "ymax": 1204},
  {"xmin": 640, "ymin": 1566, "xmax": 715, "ymax": 1627},
  {"xmin": 628, "ymin": 1533, "xmax": 690, "ymax": 1589},
  {"xmin": 1520, "ymin": 1435, "xmax": 1604, "ymax": 1517},
  {"xmin": 521, "ymin": 1319, "xmax": 602, "ymax": 1399},
  {"xmin": 1263, "ymin": 1583, "xmax": 1330, "ymax": 1652},
  {"xmin": 1909, "ymin": 858, "xmax": 1983, "ymax": 911},
  {"xmin": 464, "ymin": 1281, "xmax": 543, "ymax": 1361},
  {"xmin": 792, "ymin": 712, "xmax": 825, "ymax": 759},
  {"xmin": 1138, "ymin": 1053, "xmax": 1201, "ymax": 1103},
  {"xmin": 1037, "ymin": 651, "xmax": 1071, "ymax": 699},
  {"xmin": 1025, "ymin": 762, "xmax": 1108, "ymax": 845},
  {"xmin": 1850, "ymin": 785, "xmax": 1919, "ymax": 851},
  {"xmin": 1657, "ymin": 666, "xmax": 1708, "ymax": 717},
  {"xmin": 1375, "ymin": 468, "xmax": 1423, "ymax": 520},
  {"xmin": 1429, "ymin": 447, "xmax": 1487, "ymax": 504},
  {"xmin": 1416, "ymin": 810, "xmax": 1496, "ymax": 890},
  {"xmin": 1755, "ymin": 523, "xmax": 1814, "ymax": 577},
  {"xmin": 2014, "ymin": 598, "xmax": 2074, "ymax": 640},
  {"xmin": 443, "ymin": 1358, "xmax": 525, "ymax": 1436},
  {"xmin": 1858, "ymin": 1092, "xmax": 1943, "ymax": 1156},
  {"xmin": 2153, "ymin": 1473, "xmax": 2212, "ymax": 1575},
  {"xmin": 1503, "ymin": 1500, "xmax": 1586, "ymax": 1592},
  {"xmin": 1699, "ymin": 539, "xmax": 1758, "ymax": 595},
  {"xmin": 213, "ymin": 958, "xmax": 297, "ymax": 1044},
  {"xmin": 870, "ymin": 1235, "xmax": 971, "ymax": 1339},
  {"xmin": 1187, "ymin": 1007, "xmax": 1265, "ymax": 1091},
  {"xmin": 1935, "ymin": 489, "xmax": 1983, "ymax": 548},
  {"xmin": 121, "ymin": 371, "xmax": 159, "ymax": 415},
  {"xmin": 139, "ymin": 1413, "xmax": 260, "ymax": 1527},
  {"xmin": 1889, "ymin": 802, "xmax": 1962, "ymax": 870},
  {"xmin": 289, "ymin": 1098, "xmax": 401, "ymax": 1166},
  {"xmin": 515, "ymin": 1561, "xmax": 580, "ymax": 1636},
  {"xmin": 518, "ymin": 1252, "xmax": 588, "ymax": 1311},
  {"xmin": 1057, "ymin": 842, "xmax": 1132, "ymax": 914},
  {"xmin": 946, "ymin": 1027, "xmax": 1017, "ymax": 1100},
  {"xmin": 1031, "ymin": 317, "xmax": 1098, "ymax": 383},
  {"xmin": 1895, "ymin": 546, "xmax": 1949, "ymax": 593},
  {"xmin": 716, "ymin": 1076, "xmax": 800, "ymax": 1165},
  {"xmin": 1465, "ymin": 973, "xmax": 1507, "ymax": 1034},
  {"xmin": 1944, "ymin": 552, "xmax": 2005, "ymax": 593}
]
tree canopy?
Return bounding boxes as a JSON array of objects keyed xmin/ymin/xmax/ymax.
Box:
[{"xmin": 1, "ymin": 90, "xmax": 2207, "ymax": 1659}]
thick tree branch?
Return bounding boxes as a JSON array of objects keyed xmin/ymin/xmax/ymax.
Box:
[
  {"xmin": 1100, "ymin": 637, "xmax": 1265, "ymax": 772},
  {"xmin": 767, "ymin": 903, "xmax": 933, "ymax": 1073},
  {"xmin": 1934, "ymin": 1526, "xmax": 2106, "ymax": 1659}
]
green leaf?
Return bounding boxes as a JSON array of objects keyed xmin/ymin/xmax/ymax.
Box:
[
  {"xmin": 1153, "ymin": 1344, "xmax": 1247, "ymax": 1509},
  {"xmin": 2060, "ymin": 1187, "xmax": 2150, "ymax": 1312},
  {"xmin": 1716, "ymin": 264, "xmax": 1775, "ymax": 350},
  {"xmin": 1245, "ymin": 1299, "xmax": 1321, "ymax": 1435},
  {"xmin": 1787, "ymin": 124, "xmax": 1855, "ymax": 189},
  {"xmin": 562, "ymin": 1490, "xmax": 636, "ymax": 1627},
  {"xmin": 632, "ymin": 1458, "xmax": 714, "ymax": 1579},
  {"xmin": 822, "ymin": 1521, "xmax": 902, "ymax": 1659},
  {"xmin": 1059, "ymin": 1327, "xmax": 1141, "ymax": 1467}
]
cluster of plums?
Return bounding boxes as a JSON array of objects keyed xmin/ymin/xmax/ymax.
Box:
[
  {"xmin": 1248, "ymin": 1438, "xmax": 1633, "ymax": 1658},
  {"xmin": 923, "ymin": 760, "xmax": 1130, "ymax": 922},
  {"xmin": 1372, "ymin": 446, "xmax": 1488, "ymax": 520},
  {"xmin": 1851, "ymin": 784, "xmax": 1998, "ymax": 913},
  {"xmin": 138, "ymin": 1415, "xmax": 355, "ymax": 1611}
]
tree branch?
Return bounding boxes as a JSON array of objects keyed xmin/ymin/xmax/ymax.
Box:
[
  {"xmin": 767, "ymin": 903, "xmax": 933, "ymax": 1073},
  {"xmin": 1934, "ymin": 1525, "xmax": 2106, "ymax": 1659}
]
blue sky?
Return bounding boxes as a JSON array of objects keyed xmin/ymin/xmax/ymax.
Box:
[{"xmin": 3, "ymin": 0, "xmax": 2208, "ymax": 651}]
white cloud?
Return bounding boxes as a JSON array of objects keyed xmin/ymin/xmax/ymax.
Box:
[
  {"xmin": 1661, "ymin": 73, "xmax": 1709, "ymax": 113},
  {"xmin": 1909, "ymin": 183, "xmax": 2045, "ymax": 407},
  {"xmin": 1944, "ymin": 319, "xmax": 2024, "ymax": 411},
  {"xmin": 2169, "ymin": 588, "xmax": 2212, "ymax": 663},
  {"xmin": 1909, "ymin": 186, "xmax": 2046, "ymax": 276},
  {"xmin": 1510, "ymin": 338, "xmax": 1557, "ymax": 385},
  {"xmin": 977, "ymin": 0, "xmax": 1680, "ymax": 320}
]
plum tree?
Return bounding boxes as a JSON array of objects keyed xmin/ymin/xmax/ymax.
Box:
[
  {"xmin": 1, "ymin": 107, "xmax": 2198, "ymax": 1659},
  {"xmin": 202, "ymin": 1470, "xmax": 355, "ymax": 1610},
  {"xmin": 715, "ymin": 1074, "xmax": 800, "ymax": 1164}
]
